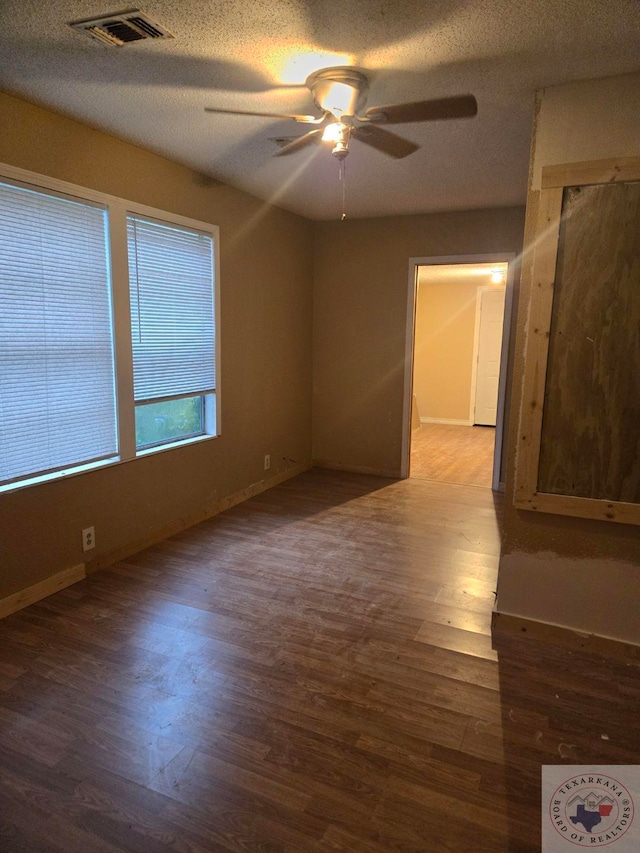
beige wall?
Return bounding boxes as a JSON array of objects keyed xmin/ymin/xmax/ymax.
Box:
[
  {"xmin": 414, "ymin": 276, "xmax": 478, "ymax": 422},
  {"xmin": 414, "ymin": 272, "xmax": 505, "ymax": 423},
  {"xmin": 496, "ymin": 71, "xmax": 640, "ymax": 643},
  {"xmin": 312, "ymin": 208, "xmax": 526, "ymax": 476},
  {"xmin": 0, "ymin": 91, "xmax": 315, "ymax": 600}
]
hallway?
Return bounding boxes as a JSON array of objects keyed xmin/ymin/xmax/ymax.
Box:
[{"xmin": 410, "ymin": 422, "xmax": 496, "ymax": 487}]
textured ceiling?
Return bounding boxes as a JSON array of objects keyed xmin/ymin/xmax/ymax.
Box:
[{"xmin": 0, "ymin": 1, "xmax": 639, "ymax": 220}]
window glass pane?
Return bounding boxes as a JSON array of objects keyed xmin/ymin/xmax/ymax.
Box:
[
  {"xmin": 0, "ymin": 180, "xmax": 116, "ymax": 486},
  {"xmin": 135, "ymin": 396, "xmax": 204, "ymax": 449}
]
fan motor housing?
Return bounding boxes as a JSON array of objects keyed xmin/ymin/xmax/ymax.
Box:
[{"xmin": 306, "ymin": 68, "xmax": 368, "ymax": 118}]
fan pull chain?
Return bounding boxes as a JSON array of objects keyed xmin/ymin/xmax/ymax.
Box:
[{"xmin": 339, "ymin": 159, "xmax": 347, "ymax": 220}]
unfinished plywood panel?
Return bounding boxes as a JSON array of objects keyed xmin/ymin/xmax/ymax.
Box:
[{"xmin": 537, "ymin": 180, "xmax": 640, "ymax": 501}]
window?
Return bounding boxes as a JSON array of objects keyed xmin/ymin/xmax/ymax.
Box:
[
  {"xmin": 0, "ymin": 166, "xmax": 219, "ymax": 492},
  {"xmin": 127, "ymin": 214, "xmax": 216, "ymax": 449}
]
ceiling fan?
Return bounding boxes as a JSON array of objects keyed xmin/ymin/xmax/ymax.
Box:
[{"xmin": 204, "ymin": 67, "xmax": 477, "ymax": 161}]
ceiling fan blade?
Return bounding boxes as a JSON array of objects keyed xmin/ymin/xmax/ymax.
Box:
[
  {"xmin": 275, "ymin": 129, "xmax": 324, "ymax": 156},
  {"xmin": 204, "ymin": 106, "xmax": 322, "ymax": 123},
  {"xmin": 363, "ymin": 94, "xmax": 478, "ymax": 124},
  {"xmin": 352, "ymin": 125, "xmax": 419, "ymax": 159}
]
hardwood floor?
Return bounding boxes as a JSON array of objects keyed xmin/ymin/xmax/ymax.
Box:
[
  {"xmin": 410, "ymin": 423, "xmax": 495, "ymax": 487},
  {"xmin": 0, "ymin": 468, "xmax": 638, "ymax": 852}
]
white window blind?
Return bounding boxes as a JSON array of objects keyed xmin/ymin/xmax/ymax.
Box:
[
  {"xmin": 0, "ymin": 180, "xmax": 117, "ymax": 486},
  {"xmin": 127, "ymin": 215, "xmax": 215, "ymax": 403}
]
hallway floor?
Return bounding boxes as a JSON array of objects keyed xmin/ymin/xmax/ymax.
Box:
[{"xmin": 410, "ymin": 422, "xmax": 496, "ymax": 487}]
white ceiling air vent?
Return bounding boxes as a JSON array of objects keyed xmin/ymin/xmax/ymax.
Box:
[{"xmin": 70, "ymin": 9, "xmax": 173, "ymax": 47}]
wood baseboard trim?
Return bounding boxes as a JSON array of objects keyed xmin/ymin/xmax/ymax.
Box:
[
  {"xmin": 419, "ymin": 417, "xmax": 473, "ymax": 426},
  {"xmin": 491, "ymin": 611, "xmax": 640, "ymax": 662},
  {"xmin": 0, "ymin": 563, "xmax": 86, "ymax": 620},
  {"xmin": 312, "ymin": 460, "xmax": 401, "ymax": 479},
  {"xmin": 87, "ymin": 461, "xmax": 312, "ymax": 574}
]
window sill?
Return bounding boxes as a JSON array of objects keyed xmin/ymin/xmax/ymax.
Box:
[
  {"xmin": 0, "ymin": 433, "xmax": 218, "ymax": 495},
  {"xmin": 136, "ymin": 432, "xmax": 217, "ymax": 458},
  {"xmin": 0, "ymin": 456, "xmax": 121, "ymax": 495}
]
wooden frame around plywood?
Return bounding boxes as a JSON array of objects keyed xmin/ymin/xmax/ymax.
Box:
[{"xmin": 514, "ymin": 155, "xmax": 640, "ymax": 525}]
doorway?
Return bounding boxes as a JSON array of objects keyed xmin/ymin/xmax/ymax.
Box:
[{"xmin": 401, "ymin": 255, "xmax": 515, "ymax": 490}]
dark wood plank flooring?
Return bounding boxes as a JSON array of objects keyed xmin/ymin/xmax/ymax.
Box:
[{"xmin": 0, "ymin": 468, "xmax": 638, "ymax": 852}]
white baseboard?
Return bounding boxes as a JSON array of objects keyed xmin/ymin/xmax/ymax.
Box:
[
  {"xmin": 419, "ymin": 417, "xmax": 473, "ymax": 426},
  {"xmin": 0, "ymin": 563, "xmax": 86, "ymax": 620}
]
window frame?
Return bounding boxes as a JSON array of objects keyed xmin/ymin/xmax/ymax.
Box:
[{"xmin": 0, "ymin": 162, "xmax": 221, "ymax": 494}]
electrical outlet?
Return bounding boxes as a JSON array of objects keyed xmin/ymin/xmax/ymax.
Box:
[
  {"xmin": 264, "ymin": 454, "xmax": 271, "ymax": 471},
  {"xmin": 82, "ymin": 526, "xmax": 95, "ymax": 552}
]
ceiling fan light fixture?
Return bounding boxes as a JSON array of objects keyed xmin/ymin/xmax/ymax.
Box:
[
  {"xmin": 320, "ymin": 121, "xmax": 351, "ymax": 160},
  {"xmin": 332, "ymin": 138, "xmax": 350, "ymax": 161},
  {"xmin": 321, "ymin": 121, "xmax": 346, "ymax": 143},
  {"xmin": 204, "ymin": 66, "xmax": 477, "ymax": 169}
]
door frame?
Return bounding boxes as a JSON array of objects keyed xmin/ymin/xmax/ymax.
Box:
[
  {"xmin": 469, "ymin": 284, "xmax": 507, "ymax": 426},
  {"xmin": 401, "ymin": 253, "xmax": 516, "ymax": 490}
]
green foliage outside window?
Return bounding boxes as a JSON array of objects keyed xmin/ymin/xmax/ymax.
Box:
[{"xmin": 135, "ymin": 396, "xmax": 203, "ymax": 449}]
